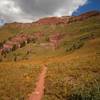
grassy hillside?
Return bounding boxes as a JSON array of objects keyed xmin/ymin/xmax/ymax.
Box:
[
  {"xmin": 43, "ymin": 38, "xmax": 100, "ymax": 100},
  {"xmin": 0, "ymin": 15, "xmax": 99, "ymax": 61},
  {"xmin": 0, "ymin": 12, "xmax": 100, "ymax": 100},
  {"xmin": 0, "ymin": 15, "xmax": 100, "ymax": 43},
  {"xmin": 0, "ymin": 62, "xmax": 41, "ymax": 100}
]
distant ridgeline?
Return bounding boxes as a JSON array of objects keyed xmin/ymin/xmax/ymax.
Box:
[
  {"xmin": 4, "ymin": 10, "xmax": 100, "ymax": 27},
  {"xmin": 35, "ymin": 11, "xmax": 100, "ymax": 25}
]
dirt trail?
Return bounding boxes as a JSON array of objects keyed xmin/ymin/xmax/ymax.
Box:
[{"xmin": 29, "ymin": 65, "xmax": 47, "ymax": 100}]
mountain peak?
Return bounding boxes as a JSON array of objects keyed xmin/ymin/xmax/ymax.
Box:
[{"xmin": 34, "ymin": 10, "xmax": 100, "ymax": 25}]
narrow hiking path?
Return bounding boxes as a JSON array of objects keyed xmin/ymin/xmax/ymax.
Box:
[{"xmin": 29, "ymin": 65, "xmax": 47, "ymax": 100}]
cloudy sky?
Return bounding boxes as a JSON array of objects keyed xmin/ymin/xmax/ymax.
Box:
[{"xmin": 0, "ymin": 0, "xmax": 99, "ymax": 23}]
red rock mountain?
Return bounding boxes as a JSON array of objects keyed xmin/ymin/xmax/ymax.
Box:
[
  {"xmin": 35, "ymin": 10, "xmax": 100, "ymax": 25},
  {"xmin": 4, "ymin": 10, "xmax": 100, "ymax": 27}
]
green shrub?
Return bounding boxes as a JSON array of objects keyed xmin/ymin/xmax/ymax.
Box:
[{"xmin": 66, "ymin": 39, "xmax": 84, "ymax": 52}]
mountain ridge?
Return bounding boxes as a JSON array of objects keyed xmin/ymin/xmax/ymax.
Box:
[{"xmin": 4, "ymin": 10, "xmax": 100, "ymax": 26}]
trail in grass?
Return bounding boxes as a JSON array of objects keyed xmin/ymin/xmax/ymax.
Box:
[{"xmin": 29, "ymin": 65, "xmax": 47, "ymax": 100}]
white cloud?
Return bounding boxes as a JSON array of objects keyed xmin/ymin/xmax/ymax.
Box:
[
  {"xmin": 0, "ymin": 0, "xmax": 88, "ymax": 23},
  {"xmin": 0, "ymin": 0, "xmax": 22, "ymax": 15},
  {"xmin": 0, "ymin": 0, "xmax": 33, "ymax": 23},
  {"xmin": 54, "ymin": 0, "xmax": 88, "ymax": 16}
]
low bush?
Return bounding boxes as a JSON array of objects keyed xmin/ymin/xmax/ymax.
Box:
[{"xmin": 44, "ymin": 53, "xmax": 100, "ymax": 100}]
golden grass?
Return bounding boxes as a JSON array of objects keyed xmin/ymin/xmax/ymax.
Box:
[
  {"xmin": 0, "ymin": 62, "xmax": 41, "ymax": 100},
  {"xmin": 43, "ymin": 38, "xmax": 100, "ymax": 100}
]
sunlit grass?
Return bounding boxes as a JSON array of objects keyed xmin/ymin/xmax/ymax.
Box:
[
  {"xmin": 0, "ymin": 62, "xmax": 41, "ymax": 100},
  {"xmin": 43, "ymin": 38, "xmax": 100, "ymax": 100}
]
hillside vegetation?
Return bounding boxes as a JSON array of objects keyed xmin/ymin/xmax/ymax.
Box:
[
  {"xmin": 0, "ymin": 11, "xmax": 100, "ymax": 100},
  {"xmin": 43, "ymin": 38, "xmax": 100, "ymax": 100},
  {"xmin": 0, "ymin": 62, "xmax": 41, "ymax": 100},
  {"xmin": 0, "ymin": 14, "xmax": 100, "ymax": 61}
]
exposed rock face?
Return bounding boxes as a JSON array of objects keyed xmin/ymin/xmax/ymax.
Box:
[
  {"xmin": 80, "ymin": 10, "xmax": 100, "ymax": 18},
  {"xmin": 35, "ymin": 11, "xmax": 100, "ymax": 25},
  {"xmin": 3, "ymin": 11, "xmax": 100, "ymax": 28},
  {"xmin": 0, "ymin": 33, "xmax": 35, "ymax": 55},
  {"xmin": 49, "ymin": 33, "xmax": 63, "ymax": 49},
  {"xmin": 68, "ymin": 11, "xmax": 100, "ymax": 23},
  {"xmin": 36, "ymin": 16, "xmax": 71, "ymax": 25}
]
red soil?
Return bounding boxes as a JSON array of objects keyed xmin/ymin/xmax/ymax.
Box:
[{"xmin": 29, "ymin": 65, "xmax": 47, "ymax": 100}]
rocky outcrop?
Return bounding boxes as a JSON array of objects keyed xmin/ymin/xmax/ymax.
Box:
[
  {"xmin": 68, "ymin": 11, "xmax": 100, "ymax": 23},
  {"xmin": 3, "ymin": 11, "xmax": 100, "ymax": 28},
  {"xmin": 49, "ymin": 33, "xmax": 63, "ymax": 49},
  {"xmin": 35, "ymin": 16, "xmax": 71, "ymax": 25},
  {"xmin": 35, "ymin": 11, "xmax": 100, "ymax": 25},
  {"xmin": 0, "ymin": 33, "xmax": 35, "ymax": 55}
]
